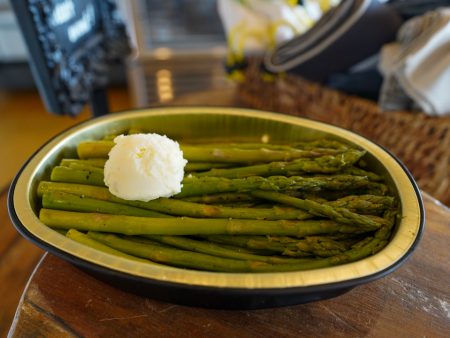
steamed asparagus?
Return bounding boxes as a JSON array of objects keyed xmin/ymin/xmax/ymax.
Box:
[
  {"xmin": 178, "ymin": 175, "xmax": 373, "ymax": 197},
  {"xmin": 42, "ymin": 191, "xmax": 169, "ymax": 217},
  {"xmin": 39, "ymin": 209, "xmax": 371, "ymax": 236},
  {"xmin": 251, "ymin": 190, "xmax": 387, "ymax": 230},
  {"xmin": 87, "ymin": 224, "xmax": 394, "ymax": 272},
  {"xmin": 194, "ymin": 149, "xmax": 365, "ymax": 178},
  {"xmin": 87, "ymin": 231, "xmax": 317, "ymax": 272},
  {"xmin": 60, "ymin": 158, "xmax": 107, "ymax": 168},
  {"xmin": 39, "ymin": 182, "xmax": 310, "ymax": 220},
  {"xmin": 36, "ymin": 137, "xmax": 398, "ymax": 273},
  {"xmin": 204, "ymin": 235, "xmax": 351, "ymax": 257},
  {"xmin": 48, "ymin": 166, "xmax": 376, "ymax": 197},
  {"xmin": 145, "ymin": 235, "xmax": 313, "ymax": 263},
  {"xmin": 66, "ymin": 229, "xmax": 153, "ymax": 263},
  {"xmin": 77, "ymin": 141, "xmax": 351, "ymax": 163}
]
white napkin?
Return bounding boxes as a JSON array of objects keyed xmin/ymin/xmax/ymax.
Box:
[{"xmin": 379, "ymin": 8, "xmax": 450, "ymax": 116}]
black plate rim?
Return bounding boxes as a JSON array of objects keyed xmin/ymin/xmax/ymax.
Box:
[{"xmin": 7, "ymin": 106, "xmax": 425, "ymax": 305}]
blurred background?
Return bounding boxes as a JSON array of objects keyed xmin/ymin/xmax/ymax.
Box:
[{"xmin": 0, "ymin": 0, "xmax": 233, "ymax": 105}]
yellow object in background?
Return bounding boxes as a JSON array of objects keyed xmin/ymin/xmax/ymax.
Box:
[
  {"xmin": 317, "ymin": 0, "xmax": 340, "ymax": 11},
  {"xmin": 218, "ymin": 0, "xmax": 341, "ymax": 80}
]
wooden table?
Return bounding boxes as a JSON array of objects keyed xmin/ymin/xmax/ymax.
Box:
[{"xmin": 8, "ymin": 192, "xmax": 450, "ymax": 337}]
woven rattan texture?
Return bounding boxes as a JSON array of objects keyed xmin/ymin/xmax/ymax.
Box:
[{"xmin": 238, "ymin": 64, "xmax": 450, "ymax": 205}]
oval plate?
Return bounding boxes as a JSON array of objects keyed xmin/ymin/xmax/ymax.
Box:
[{"xmin": 8, "ymin": 107, "xmax": 424, "ymax": 309}]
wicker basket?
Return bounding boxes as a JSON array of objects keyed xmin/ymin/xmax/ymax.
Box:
[{"xmin": 238, "ymin": 61, "xmax": 450, "ymax": 205}]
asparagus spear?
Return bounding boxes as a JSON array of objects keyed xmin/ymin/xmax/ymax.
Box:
[
  {"xmin": 61, "ymin": 158, "xmax": 235, "ymax": 173},
  {"xmin": 213, "ymin": 209, "xmax": 396, "ymax": 270},
  {"xmin": 39, "ymin": 181, "xmax": 109, "ymax": 198},
  {"xmin": 204, "ymin": 235, "xmax": 351, "ymax": 257},
  {"xmin": 198, "ymin": 240, "xmax": 276, "ymax": 256},
  {"xmin": 365, "ymin": 182, "xmax": 389, "ymax": 196},
  {"xmin": 263, "ymin": 236, "xmax": 352, "ymax": 257},
  {"xmin": 66, "ymin": 229, "xmax": 153, "ymax": 264},
  {"xmin": 194, "ymin": 149, "xmax": 365, "ymax": 178},
  {"xmin": 145, "ymin": 235, "xmax": 313, "ymax": 264},
  {"xmin": 77, "ymin": 141, "xmax": 350, "ymax": 163},
  {"xmin": 185, "ymin": 162, "xmax": 235, "ymax": 172},
  {"xmin": 178, "ymin": 175, "xmax": 372, "ymax": 198},
  {"xmin": 88, "ymin": 228, "xmax": 394, "ymax": 272},
  {"xmin": 39, "ymin": 181, "xmax": 181, "ymax": 215},
  {"xmin": 39, "ymin": 182, "xmax": 310, "ymax": 220},
  {"xmin": 183, "ymin": 193, "xmax": 394, "ymax": 214},
  {"xmin": 184, "ymin": 140, "xmax": 348, "ymax": 151},
  {"xmin": 181, "ymin": 193, "xmax": 257, "ymax": 204},
  {"xmin": 51, "ymin": 166, "xmax": 105, "ymax": 186},
  {"xmin": 42, "ymin": 191, "xmax": 169, "ymax": 217},
  {"xmin": 60, "ymin": 158, "xmax": 107, "ymax": 168},
  {"xmin": 77, "ymin": 140, "xmax": 114, "ymax": 159},
  {"xmin": 291, "ymin": 140, "xmax": 350, "ymax": 150},
  {"xmin": 128, "ymin": 198, "xmax": 313, "ymax": 220},
  {"xmin": 341, "ymin": 166, "xmax": 383, "ymax": 182},
  {"xmin": 122, "ymin": 235, "xmax": 175, "ymax": 249},
  {"xmin": 87, "ymin": 232, "xmax": 319, "ymax": 272},
  {"xmin": 251, "ymin": 190, "xmax": 387, "ymax": 230},
  {"xmin": 180, "ymin": 145, "xmax": 344, "ymax": 163},
  {"xmin": 42, "ymin": 180, "xmax": 267, "ymax": 208},
  {"xmin": 66, "ymin": 163, "xmax": 104, "ymax": 174},
  {"xmin": 47, "ymin": 165, "xmax": 375, "ymax": 197},
  {"xmin": 136, "ymin": 234, "xmax": 277, "ymax": 256},
  {"xmin": 327, "ymin": 195, "xmax": 395, "ymax": 214},
  {"xmin": 39, "ymin": 209, "xmax": 370, "ymax": 236}
]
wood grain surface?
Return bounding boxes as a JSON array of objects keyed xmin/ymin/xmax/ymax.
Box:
[
  {"xmin": 0, "ymin": 186, "xmax": 43, "ymax": 338},
  {"xmin": 8, "ymin": 193, "xmax": 450, "ymax": 338}
]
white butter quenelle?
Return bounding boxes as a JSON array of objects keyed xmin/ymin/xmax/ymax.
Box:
[{"xmin": 104, "ymin": 133, "xmax": 187, "ymax": 202}]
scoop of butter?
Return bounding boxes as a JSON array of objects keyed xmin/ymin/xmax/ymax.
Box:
[{"xmin": 104, "ymin": 133, "xmax": 187, "ymax": 202}]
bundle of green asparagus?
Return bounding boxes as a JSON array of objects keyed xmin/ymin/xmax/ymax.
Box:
[{"xmin": 37, "ymin": 136, "xmax": 399, "ymax": 273}]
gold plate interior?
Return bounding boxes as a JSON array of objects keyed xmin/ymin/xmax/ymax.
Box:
[{"xmin": 13, "ymin": 107, "xmax": 422, "ymax": 289}]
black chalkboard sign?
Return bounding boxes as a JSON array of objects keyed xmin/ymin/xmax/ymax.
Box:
[{"xmin": 11, "ymin": 0, "xmax": 130, "ymax": 116}]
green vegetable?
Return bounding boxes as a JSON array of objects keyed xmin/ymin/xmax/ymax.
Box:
[
  {"xmin": 66, "ymin": 229, "xmax": 153, "ymax": 264},
  {"xmin": 204, "ymin": 235, "xmax": 353, "ymax": 257},
  {"xmin": 185, "ymin": 162, "xmax": 234, "ymax": 172},
  {"xmin": 178, "ymin": 175, "xmax": 373, "ymax": 198},
  {"xmin": 76, "ymin": 141, "xmax": 351, "ymax": 163},
  {"xmin": 39, "ymin": 208, "xmax": 371, "ymax": 236},
  {"xmin": 86, "ymin": 231, "xmax": 316, "ymax": 272},
  {"xmin": 35, "ymin": 138, "xmax": 398, "ymax": 273},
  {"xmin": 194, "ymin": 150, "xmax": 365, "ymax": 178},
  {"xmin": 251, "ymin": 190, "xmax": 387, "ymax": 230},
  {"xmin": 42, "ymin": 191, "xmax": 168, "ymax": 217},
  {"xmin": 60, "ymin": 158, "xmax": 107, "ymax": 168},
  {"xmin": 39, "ymin": 182, "xmax": 309, "ymax": 220},
  {"xmin": 145, "ymin": 235, "xmax": 312, "ymax": 263},
  {"xmin": 51, "ymin": 166, "xmax": 104, "ymax": 186},
  {"xmin": 181, "ymin": 193, "xmax": 257, "ymax": 204}
]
